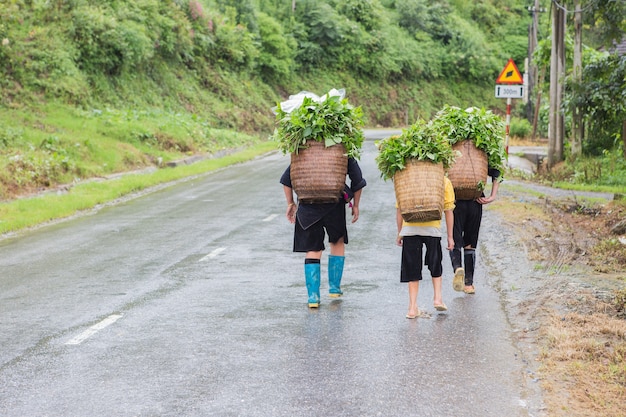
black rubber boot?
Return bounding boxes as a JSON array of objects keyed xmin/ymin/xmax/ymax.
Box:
[
  {"xmin": 464, "ymin": 248, "xmax": 476, "ymax": 286},
  {"xmin": 449, "ymin": 248, "xmax": 462, "ymax": 270}
]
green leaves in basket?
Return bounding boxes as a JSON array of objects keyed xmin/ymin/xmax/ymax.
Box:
[
  {"xmin": 430, "ymin": 105, "xmax": 506, "ymax": 173},
  {"xmin": 375, "ymin": 119, "xmax": 456, "ymax": 181},
  {"xmin": 272, "ymin": 94, "xmax": 365, "ymax": 159}
]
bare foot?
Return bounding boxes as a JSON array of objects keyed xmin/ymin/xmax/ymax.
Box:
[
  {"xmin": 406, "ymin": 308, "xmax": 419, "ymax": 319},
  {"xmin": 433, "ymin": 301, "xmax": 447, "ymax": 311}
]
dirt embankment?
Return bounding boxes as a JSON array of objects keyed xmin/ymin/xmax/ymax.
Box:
[{"xmin": 481, "ymin": 178, "xmax": 626, "ymax": 417}]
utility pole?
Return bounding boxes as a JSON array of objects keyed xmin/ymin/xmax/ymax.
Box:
[
  {"xmin": 556, "ymin": 4, "xmax": 565, "ymax": 163},
  {"xmin": 548, "ymin": 0, "xmax": 566, "ymax": 168},
  {"xmin": 527, "ymin": 0, "xmax": 541, "ymax": 102},
  {"xmin": 528, "ymin": 0, "xmax": 545, "ymax": 141}
]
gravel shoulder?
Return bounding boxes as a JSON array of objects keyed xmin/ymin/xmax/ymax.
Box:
[{"xmin": 479, "ymin": 178, "xmax": 625, "ymax": 417}]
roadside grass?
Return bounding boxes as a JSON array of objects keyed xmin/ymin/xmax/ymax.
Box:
[
  {"xmin": 591, "ymin": 232, "xmax": 626, "ymax": 274},
  {"xmin": 487, "ymin": 191, "xmax": 551, "ymax": 221},
  {"xmin": 550, "ymin": 181, "xmax": 626, "ymax": 195},
  {"xmin": 0, "ymin": 103, "xmax": 272, "ymax": 200},
  {"xmin": 506, "ymin": 137, "xmax": 626, "ymax": 196},
  {"xmin": 505, "ymin": 166, "xmax": 626, "ymax": 196},
  {"xmin": 491, "ymin": 179, "xmax": 626, "ymax": 417},
  {"xmin": 0, "ymin": 141, "xmax": 277, "ymax": 236},
  {"xmin": 539, "ymin": 308, "xmax": 626, "ymax": 417},
  {"xmin": 540, "ymin": 155, "xmax": 626, "ymax": 196}
]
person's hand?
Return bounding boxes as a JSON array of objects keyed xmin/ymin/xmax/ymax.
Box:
[
  {"xmin": 351, "ymin": 205, "xmax": 360, "ymax": 223},
  {"xmin": 396, "ymin": 234, "xmax": 403, "ymax": 246},
  {"xmin": 477, "ymin": 195, "xmax": 496, "ymax": 205},
  {"xmin": 286, "ymin": 203, "xmax": 297, "ymax": 224},
  {"xmin": 446, "ymin": 237, "xmax": 454, "ymax": 251}
]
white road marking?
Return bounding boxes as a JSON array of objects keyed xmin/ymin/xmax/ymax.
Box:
[
  {"xmin": 263, "ymin": 214, "xmax": 278, "ymax": 222},
  {"xmin": 65, "ymin": 314, "xmax": 123, "ymax": 345},
  {"xmin": 200, "ymin": 247, "xmax": 226, "ymax": 262}
]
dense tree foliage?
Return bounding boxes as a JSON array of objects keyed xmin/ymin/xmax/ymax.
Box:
[
  {"xmin": 0, "ymin": 0, "xmax": 623, "ymax": 158},
  {"xmin": 0, "ymin": 0, "xmax": 530, "ymax": 103},
  {"xmin": 564, "ymin": 53, "xmax": 626, "ymax": 155},
  {"xmin": 529, "ymin": 0, "xmax": 626, "ymax": 157}
]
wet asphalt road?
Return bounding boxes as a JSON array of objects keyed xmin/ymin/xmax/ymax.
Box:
[{"xmin": 0, "ymin": 131, "xmax": 536, "ymax": 416}]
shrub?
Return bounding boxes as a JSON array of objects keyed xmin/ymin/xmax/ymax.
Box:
[
  {"xmin": 440, "ymin": 16, "xmax": 499, "ymax": 82},
  {"xmin": 292, "ymin": 1, "xmax": 347, "ymax": 69},
  {"xmin": 377, "ymin": 25, "xmax": 442, "ymax": 80},
  {"xmin": 150, "ymin": 2, "xmax": 194, "ymax": 62},
  {"xmin": 397, "ymin": 0, "xmax": 453, "ymax": 43},
  {"xmin": 0, "ymin": 127, "xmax": 24, "ymax": 149},
  {"xmin": 336, "ymin": 0, "xmax": 384, "ymax": 31},
  {"xmin": 70, "ymin": 5, "xmax": 154, "ymax": 75},
  {"xmin": 509, "ymin": 117, "xmax": 532, "ymax": 139},
  {"xmin": 255, "ymin": 12, "xmax": 296, "ymax": 82},
  {"xmin": 210, "ymin": 17, "xmax": 259, "ymax": 71}
]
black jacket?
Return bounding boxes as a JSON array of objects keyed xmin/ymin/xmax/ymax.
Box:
[{"xmin": 280, "ymin": 158, "xmax": 366, "ymax": 229}]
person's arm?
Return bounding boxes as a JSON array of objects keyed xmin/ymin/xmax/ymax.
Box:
[
  {"xmin": 279, "ymin": 166, "xmax": 296, "ymax": 223},
  {"xmin": 283, "ymin": 185, "xmax": 297, "ymax": 224},
  {"xmin": 346, "ymin": 158, "xmax": 366, "ymax": 201},
  {"xmin": 396, "ymin": 208, "xmax": 403, "ymax": 246},
  {"xmin": 444, "ymin": 209, "xmax": 454, "ymax": 250},
  {"xmin": 350, "ymin": 189, "xmax": 362, "ymax": 223},
  {"xmin": 477, "ymin": 176, "xmax": 500, "ymax": 205},
  {"xmin": 477, "ymin": 168, "xmax": 501, "ymax": 205}
]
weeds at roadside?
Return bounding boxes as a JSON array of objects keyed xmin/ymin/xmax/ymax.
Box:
[
  {"xmin": 0, "ymin": 105, "xmax": 268, "ymax": 201},
  {"xmin": 0, "ymin": 141, "xmax": 277, "ymax": 236},
  {"xmin": 492, "ymin": 180, "xmax": 626, "ymax": 417},
  {"xmin": 538, "ymin": 304, "xmax": 626, "ymax": 417},
  {"xmin": 505, "ymin": 167, "xmax": 536, "ymax": 181},
  {"xmin": 614, "ymin": 288, "xmax": 626, "ymax": 318}
]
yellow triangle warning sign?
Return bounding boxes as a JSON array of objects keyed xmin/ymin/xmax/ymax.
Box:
[{"xmin": 496, "ymin": 59, "xmax": 523, "ymax": 84}]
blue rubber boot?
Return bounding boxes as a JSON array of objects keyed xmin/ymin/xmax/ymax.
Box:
[
  {"xmin": 304, "ymin": 261, "xmax": 321, "ymax": 308},
  {"xmin": 328, "ymin": 255, "xmax": 345, "ymax": 298}
]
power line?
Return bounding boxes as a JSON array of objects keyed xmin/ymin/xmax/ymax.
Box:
[{"xmin": 551, "ymin": 0, "xmax": 594, "ymax": 14}]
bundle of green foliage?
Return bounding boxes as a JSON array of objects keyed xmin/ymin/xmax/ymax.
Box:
[
  {"xmin": 375, "ymin": 119, "xmax": 456, "ymax": 181},
  {"xmin": 272, "ymin": 94, "xmax": 364, "ymax": 159},
  {"xmin": 429, "ymin": 105, "xmax": 506, "ymax": 172}
]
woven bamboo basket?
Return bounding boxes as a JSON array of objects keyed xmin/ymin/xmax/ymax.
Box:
[
  {"xmin": 447, "ymin": 140, "xmax": 488, "ymax": 200},
  {"xmin": 393, "ymin": 160, "xmax": 444, "ymax": 222},
  {"xmin": 290, "ymin": 140, "xmax": 348, "ymax": 203}
]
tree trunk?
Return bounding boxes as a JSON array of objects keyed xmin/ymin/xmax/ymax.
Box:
[
  {"xmin": 623, "ymin": 120, "xmax": 626, "ymax": 159},
  {"xmin": 527, "ymin": 0, "xmax": 541, "ymax": 124},
  {"xmin": 531, "ymin": 68, "xmax": 544, "ymax": 142},
  {"xmin": 555, "ymin": 6, "xmax": 565, "ymax": 162},
  {"xmin": 531, "ymin": 0, "xmax": 540, "ymax": 87},
  {"xmin": 548, "ymin": 3, "xmax": 557, "ymax": 168},
  {"xmin": 549, "ymin": 2, "xmax": 565, "ymax": 168},
  {"xmin": 571, "ymin": 1, "xmax": 583, "ymax": 157}
]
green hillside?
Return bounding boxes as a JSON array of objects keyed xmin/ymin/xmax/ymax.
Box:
[{"xmin": 0, "ymin": 0, "xmax": 532, "ymax": 202}]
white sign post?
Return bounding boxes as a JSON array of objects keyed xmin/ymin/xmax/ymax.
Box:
[
  {"xmin": 495, "ymin": 85, "xmax": 524, "ymax": 99},
  {"xmin": 496, "ymin": 85, "xmax": 524, "ymax": 98}
]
